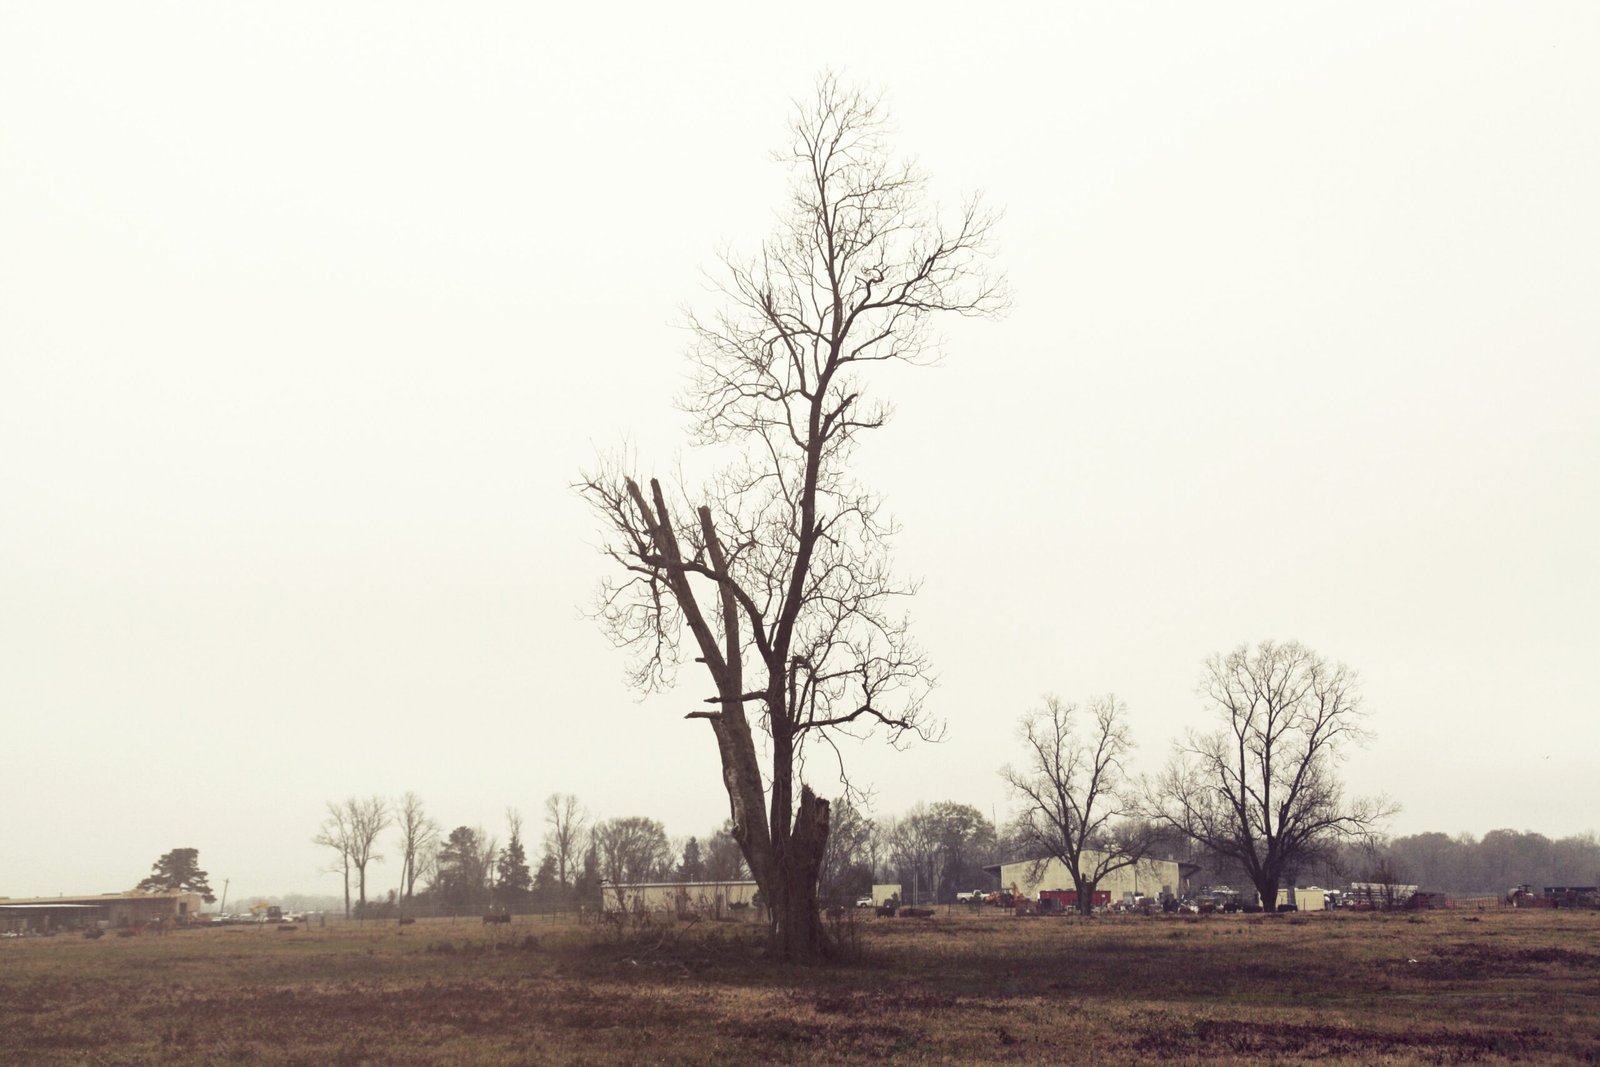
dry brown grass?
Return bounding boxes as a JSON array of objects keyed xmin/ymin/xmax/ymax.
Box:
[{"xmin": 2, "ymin": 908, "xmax": 1597, "ymax": 1064}]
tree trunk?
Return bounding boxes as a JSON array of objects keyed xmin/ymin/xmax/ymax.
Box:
[
  {"xmin": 1257, "ymin": 876, "xmax": 1280, "ymax": 912},
  {"xmin": 635, "ymin": 483, "xmax": 838, "ymax": 961},
  {"xmin": 766, "ymin": 787, "xmax": 830, "ymax": 961},
  {"xmin": 1075, "ymin": 874, "xmax": 1096, "ymax": 917}
]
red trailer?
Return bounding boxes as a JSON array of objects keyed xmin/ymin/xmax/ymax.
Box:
[{"xmin": 1037, "ymin": 889, "xmax": 1111, "ymax": 913}]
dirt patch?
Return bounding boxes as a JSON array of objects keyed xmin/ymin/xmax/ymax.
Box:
[
  {"xmin": 733, "ymin": 1013, "xmax": 912, "ymax": 1057},
  {"xmin": 1137, "ymin": 1019, "xmax": 1546, "ymax": 1060},
  {"xmin": 807, "ymin": 990, "xmax": 959, "ymax": 1015},
  {"xmin": 4, "ymin": 910, "xmax": 1598, "ymax": 1065},
  {"xmin": 1391, "ymin": 942, "xmax": 1600, "ymax": 979}
]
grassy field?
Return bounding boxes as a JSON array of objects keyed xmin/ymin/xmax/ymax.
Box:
[{"xmin": 2, "ymin": 907, "xmax": 1597, "ymax": 1065}]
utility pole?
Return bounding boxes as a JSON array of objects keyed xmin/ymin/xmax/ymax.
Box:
[{"xmin": 218, "ymin": 878, "xmax": 229, "ymax": 916}]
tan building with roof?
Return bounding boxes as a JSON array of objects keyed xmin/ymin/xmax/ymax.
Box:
[
  {"xmin": 599, "ymin": 880, "xmax": 759, "ymax": 919},
  {"xmin": 985, "ymin": 852, "xmax": 1189, "ymax": 904},
  {"xmin": 0, "ymin": 891, "xmax": 205, "ymax": 933}
]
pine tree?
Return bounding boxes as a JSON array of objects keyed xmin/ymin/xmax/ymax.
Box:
[
  {"xmin": 679, "ymin": 837, "xmax": 704, "ymax": 882},
  {"xmin": 532, "ymin": 853, "xmax": 559, "ymax": 906},
  {"xmin": 136, "ymin": 848, "xmax": 217, "ymax": 903},
  {"xmin": 497, "ymin": 833, "xmax": 532, "ymax": 908}
]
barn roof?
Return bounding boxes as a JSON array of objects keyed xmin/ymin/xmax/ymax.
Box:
[{"xmin": 0, "ymin": 891, "xmax": 200, "ymax": 906}]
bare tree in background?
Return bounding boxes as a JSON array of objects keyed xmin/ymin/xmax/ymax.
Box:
[
  {"xmin": 579, "ymin": 74, "xmax": 1005, "ymax": 960},
  {"xmin": 703, "ymin": 823, "xmax": 751, "ymax": 883},
  {"xmin": 416, "ymin": 838, "xmax": 441, "ymax": 896},
  {"xmin": 819, "ymin": 796, "xmax": 875, "ymax": 904},
  {"xmin": 475, "ymin": 829, "xmax": 500, "ymax": 904},
  {"xmin": 886, "ymin": 801, "xmax": 993, "ymax": 904},
  {"xmin": 888, "ymin": 805, "xmax": 948, "ymax": 906},
  {"xmin": 396, "ymin": 791, "xmax": 440, "ymax": 903},
  {"xmin": 1151, "ymin": 640, "xmax": 1395, "ymax": 909},
  {"xmin": 592, "ymin": 816, "xmax": 674, "ymax": 891},
  {"xmin": 342, "ymin": 795, "xmax": 391, "ymax": 915},
  {"xmin": 1003, "ymin": 694, "xmax": 1154, "ymax": 915},
  {"xmin": 314, "ymin": 803, "xmax": 354, "ymax": 918},
  {"xmin": 542, "ymin": 793, "xmax": 588, "ymax": 891}
]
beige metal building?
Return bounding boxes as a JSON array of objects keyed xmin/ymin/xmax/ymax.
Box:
[
  {"xmin": 599, "ymin": 880, "xmax": 759, "ymax": 918},
  {"xmin": 988, "ymin": 852, "xmax": 1185, "ymax": 903},
  {"xmin": 0, "ymin": 891, "xmax": 205, "ymax": 932},
  {"xmin": 1274, "ymin": 887, "xmax": 1328, "ymax": 911}
]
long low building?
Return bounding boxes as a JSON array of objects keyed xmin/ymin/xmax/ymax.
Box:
[
  {"xmin": 599, "ymin": 880, "xmax": 759, "ymax": 918},
  {"xmin": 0, "ymin": 891, "xmax": 206, "ymax": 933},
  {"xmin": 985, "ymin": 852, "xmax": 1190, "ymax": 904}
]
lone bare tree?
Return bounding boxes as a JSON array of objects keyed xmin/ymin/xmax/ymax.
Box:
[
  {"xmin": 314, "ymin": 803, "xmax": 354, "ymax": 918},
  {"xmin": 396, "ymin": 791, "xmax": 440, "ymax": 903},
  {"xmin": 355, "ymin": 796, "xmax": 392, "ymax": 913},
  {"xmin": 580, "ymin": 75, "xmax": 1004, "ymax": 959},
  {"xmin": 886, "ymin": 806, "xmax": 946, "ymax": 907},
  {"xmin": 1003, "ymin": 694, "xmax": 1154, "ymax": 915},
  {"xmin": 592, "ymin": 816, "xmax": 674, "ymax": 889},
  {"xmin": 541, "ymin": 793, "xmax": 589, "ymax": 891},
  {"xmin": 1151, "ymin": 640, "xmax": 1394, "ymax": 909},
  {"xmin": 317, "ymin": 795, "xmax": 391, "ymax": 916}
]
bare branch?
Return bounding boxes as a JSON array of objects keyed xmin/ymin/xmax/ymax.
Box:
[
  {"xmin": 575, "ymin": 73, "xmax": 1004, "ymax": 960},
  {"xmin": 1147, "ymin": 641, "xmax": 1397, "ymax": 908},
  {"xmin": 1002, "ymin": 694, "xmax": 1154, "ymax": 914}
]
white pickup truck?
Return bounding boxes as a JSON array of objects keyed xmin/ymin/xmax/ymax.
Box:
[{"xmin": 954, "ymin": 890, "xmax": 988, "ymax": 904}]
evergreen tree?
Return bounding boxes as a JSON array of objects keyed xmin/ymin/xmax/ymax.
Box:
[
  {"xmin": 497, "ymin": 832, "xmax": 533, "ymax": 908},
  {"xmin": 433, "ymin": 826, "xmax": 490, "ymax": 907},
  {"xmin": 136, "ymin": 848, "xmax": 217, "ymax": 903},
  {"xmin": 532, "ymin": 853, "xmax": 559, "ymax": 905},
  {"xmin": 679, "ymin": 837, "xmax": 705, "ymax": 882},
  {"xmin": 573, "ymin": 844, "xmax": 601, "ymax": 906}
]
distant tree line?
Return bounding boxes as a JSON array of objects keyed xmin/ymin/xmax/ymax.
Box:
[
  {"xmin": 1359, "ymin": 830, "xmax": 1600, "ymax": 896},
  {"xmin": 304, "ymin": 652, "xmax": 1588, "ymax": 918},
  {"xmin": 1096, "ymin": 826, "xmax": 1600, "ymax": 903},
  {"xmin": 313, "ymin": 792, "xmax": 753, "ymax": 918}
]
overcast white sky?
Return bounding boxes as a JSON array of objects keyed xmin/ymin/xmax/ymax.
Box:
[{"xmin": 3, "ymin": 2, "xmax": 1596, "ymax": 901}]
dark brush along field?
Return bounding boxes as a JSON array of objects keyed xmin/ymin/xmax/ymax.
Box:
[{"xmin": 3, "ymin": 908, "xmax": 1597, "ymax": 1065}]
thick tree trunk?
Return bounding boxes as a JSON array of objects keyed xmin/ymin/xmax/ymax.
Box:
[
  {"xmin": 768, "ymin": 787, "xmax": 830, "ymax": 961},
  {"xmin": 709, "ymin": 713, "xmax": 773, "ymax": 886},
  {"xmin": 633, "ymin": 482, "xmax": 837, "ymax": 961},
  {"xmin": 1075, "ymin": 874, "xmax": 1096, "ymax": 916}
]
